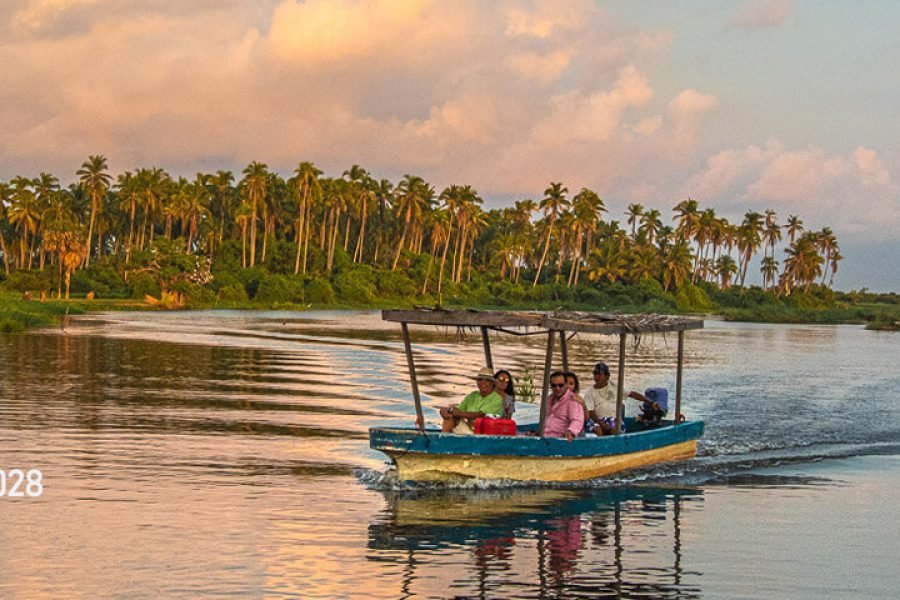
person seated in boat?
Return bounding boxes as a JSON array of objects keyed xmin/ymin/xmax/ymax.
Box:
[
  {"xmin": 542, "ymin": 371, "xmax": 584, "ymax": 442},
  {"xmin": 630, "ymin": 388, "xmax": 667, "ymax": 427},
  {"xmin": 493, "ymin": 369, "xmax": 516, "ymax": 420},
  {"xmin": 564, "ymin": 371, "xmax": 589, "ymax": 424},
  {"xmin": 583, "ymin": 361, "xmax": 622, "ymax": 435},
  {"xmin": 439, "ymin": 367, "xmax": 504, "ymax": 433}
]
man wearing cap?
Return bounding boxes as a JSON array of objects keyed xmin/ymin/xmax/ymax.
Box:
[
  {"xmin": 440, "ymin": 367, "xmax": 504, "ymax": 433},
  {"xmin": 583, "ymin": 361, "xmax": 622, "ymax": 435}
]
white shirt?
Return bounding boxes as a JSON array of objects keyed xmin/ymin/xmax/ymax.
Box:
[{"xmin": 584, "ymin": 383, "xmax": 617, "ymax": 418}]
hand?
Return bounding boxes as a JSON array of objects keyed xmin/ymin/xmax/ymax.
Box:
[{"xmin": 565, "ymin": 431, "xmax": 574, "ymax": 442}]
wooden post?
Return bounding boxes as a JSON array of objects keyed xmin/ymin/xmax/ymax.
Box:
[
  {"xmin": 401, "ymin": 322, "xmax": 424, "ymax": 430},
  {"xmin": 559, "ymin": 331, "xmax": 568, "ymax": 372},
  {"xmin": 675, "ymin": 329, "xmax": 684, "ymax": 423},
  {"xmin": 616, "ymin": 333, "xmax": 626, "ymax": 432},
  {"xmin": 538, "ymin": 329, "xmax": 555, "ymax": 434},
  {"xmin": 480, "ymin": 326, "xmax": 493, "ymax": 371}
]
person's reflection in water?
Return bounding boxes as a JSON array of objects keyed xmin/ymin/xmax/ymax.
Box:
[
  {"xmin": 473, "ymin": 536, "xmax": 515, "ymax": 569},
  {"xmin": 546, "ymin": 515, "xmax": 583, "ymax": 576},
  {"xmin": 590, "ymin": 512, "xmax": 611, "ymax": 546}
]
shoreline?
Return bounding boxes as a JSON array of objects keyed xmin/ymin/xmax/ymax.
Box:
[{"xmin": 3, "ymin": 294, "xmax": 895, "ymax": 333}]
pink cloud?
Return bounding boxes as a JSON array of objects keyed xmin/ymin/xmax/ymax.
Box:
[{"xmin": 731, "ymin": 0, "xmax": 794, "ymax": 30}]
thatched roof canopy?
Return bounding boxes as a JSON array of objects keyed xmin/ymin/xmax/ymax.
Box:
[{"xmin": 382, "ymin": 308, "xmax": 703, "ymax": 335}]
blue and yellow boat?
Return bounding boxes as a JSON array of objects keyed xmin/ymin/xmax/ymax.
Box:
[{"xmin": 370, "ymin": 309, "xmax": 704, "ymax": 483}]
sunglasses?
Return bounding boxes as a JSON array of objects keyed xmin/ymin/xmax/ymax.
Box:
[
  {"xmin": 551, "ymin": 383, "xmax": 566, "ymax": 389},
  {"xmin": 497, "ymin": 377, "xmax": 510, "ymax": 382}
]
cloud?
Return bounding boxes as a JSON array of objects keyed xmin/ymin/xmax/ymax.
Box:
[
  {"xmin": 0, "ymin": 0, "xmax": 896, "ymax": 256},
  {"xmin": 681, "ymin": 141, "xmax": 899, "ymax": 240},
  {"xmin": 731, "ymin": 0, "xmax": 794, "ymax": 30}
]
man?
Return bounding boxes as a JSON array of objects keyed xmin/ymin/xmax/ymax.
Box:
[
  {"xmin": 440, "ymin": 367, "xmax": 504, "ymax": 433},
  {"xmin": 542, "ymin": 371, "xmax": 584, "ymax": 441},
  {"xmin": 583, "ymin": 361, "xmax": 620, "ymax": 435}
]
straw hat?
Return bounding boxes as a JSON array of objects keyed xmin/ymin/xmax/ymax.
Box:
[{"xmin": 470, "ymin": 367, "xmax": 496, "ymax": 382}]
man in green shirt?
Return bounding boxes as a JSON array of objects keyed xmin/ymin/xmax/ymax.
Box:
[{"xmin": 440, "ymin": 367, "xmax": 504, "ymax": 433}]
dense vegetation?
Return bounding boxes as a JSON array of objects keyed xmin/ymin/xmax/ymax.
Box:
[{"xmin": 1, "ymin": 155, "xmax": 896, "ymax": 329}]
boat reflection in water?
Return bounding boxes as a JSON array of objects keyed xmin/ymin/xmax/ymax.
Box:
[{"xmin": 368, "ymin": 486, "xmax": 703, "ymax": 598}]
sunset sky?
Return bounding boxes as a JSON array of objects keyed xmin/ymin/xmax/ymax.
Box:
[{"xmin": 1, "ymin": 0, "xmax": 897, "ymax": 291}]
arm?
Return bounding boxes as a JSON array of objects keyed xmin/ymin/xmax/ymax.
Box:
[
  {"xmin": 564, "ymin": 401, "xmax": 585, "ymax": 441},
  {"xmin": 628, "ymin": 390, "xmax": 648, "ymax": 402}
]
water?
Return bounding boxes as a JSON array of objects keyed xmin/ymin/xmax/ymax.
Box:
[{"xmin": 1, "ymin": 311, "xmax": 898, "ymax": 598}]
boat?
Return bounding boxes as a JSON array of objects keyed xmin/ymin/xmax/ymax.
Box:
[{"xmin": 369, "ymin": 308, "xmax": 705, "ymax": 483}]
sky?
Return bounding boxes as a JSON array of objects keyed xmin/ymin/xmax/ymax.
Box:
[{"xmin": 1, "ymin": 0, "xmax": 898, "ymax": 291}]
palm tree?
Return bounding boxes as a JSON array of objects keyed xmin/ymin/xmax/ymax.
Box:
[
  {"xmin": 783, "ymin": 232, "xmax": 824, "ymax": 292},
  {"xmin": 0, "ymin": 182, "xmax": 13, "ymax": 273},
  {"xmin": 240, "ymin": 161, "xmax": 269, "ymax": 268},
  {"xmin": 736, "ymin": 211, "xmax": 763, "ymax": 287},
  {"xmin": 673, "ymin": 198, "xmax": 700, "ymax": 243},
  {"xmin": 7, "ymin": 177, "xmax": 40, "ymax": 269},
  {"xmin": 422, "ymin": 207, "xmax": 451, "ymax": 295},
  {"xmin": 76, "ymin": 155, "xmax": 112, "ymax": 267},
  {"xmin": 715, "ymin": 255, "xmax": 739, "ymax": 288},
  {"xmin": 392, "ymin": 174, "xmax": 430, "ymax": 271},
  {"xmin": 371, "ymin": 178, "xmax": 394, "ymax": 265},
  {"xmin": 342, "ymin": 164, "xmax": 373, "ymax": 264},
  {"xmin": 567, "ymin": 188, "xmax": 604, "ymax": 287},
  {"xmin": 587, "ymin": 237, "xmax": 629, "ymax": 284},
  {"xmin": 291, "ymin": 161, "xmax": 322, "ymax": 274},
  {"xmin": 136, "ymin": 167, "xmax": 170, "ymax": 250},
  {"xmin": 816, "ymin": 227, "xmax": 838, "ymax": 286},
  {"xmin": 786, "ymin": 214, "xmax": 803, "ymax": 245},
  {"xmin": 626, "ymin": 203, "xmax": 644, "ymax": 237},
  {"xmin": 532, "ymin": 182, "xmax": 568, "ymax": 287},
  {"xmin": 760, "ymin": 256, "xmax": 779, "ymax": 291},
  {"xmin": 638, "ymin": 208, "xmax": 662, "ymax": 246},
  {"xmin": 661, "ymin": 241, "xmax": 693, "ymax": 292}
]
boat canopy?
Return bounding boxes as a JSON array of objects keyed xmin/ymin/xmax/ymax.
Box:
[
  {"xmin": 383, "ymin": 308, "xmax": 703, "ymax": 335},
  {"xmin": 383, "ymin": 308, "xmax": 704, "ymax": 434}
]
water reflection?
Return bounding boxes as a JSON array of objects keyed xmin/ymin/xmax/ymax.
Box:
[{"xmin": 368, "ymin": 486, "xmax": 703, "ymax": 598}]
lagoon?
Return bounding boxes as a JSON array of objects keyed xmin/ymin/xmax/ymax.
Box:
[{"xmin": 1, "ymin": 311, "xmax": 898, "ymax": 598}]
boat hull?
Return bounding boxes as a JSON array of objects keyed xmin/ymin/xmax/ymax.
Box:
[{"xmin": 370, "ymin": 420, "xmax": 704, "ymax": 483}]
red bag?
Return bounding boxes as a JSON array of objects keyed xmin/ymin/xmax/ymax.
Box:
[{"xmin": 474, "ymin": 417, "xmax": 517, "ymax": 436}]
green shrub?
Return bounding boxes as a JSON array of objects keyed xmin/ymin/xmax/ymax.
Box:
[
  {"xmin": 674, "ymin": 283, "xmax": 713, "ymax": 312},
  {"xmin": 255, "ymin": 274, "xmax": 304, "ymax": 303},
  {"xmin": 217, "ymin": 282, "xmax": 249, "ymax": 303},
  {"xmin": 305, "ymin": 277, "xmax": 335, "ymax": 304},
  {"xmin": 333, "ymin": 270, "xmax": 377, "ymax": 304},
  {"xmin": 129, "ymin": 272, "xmax": 161, "ymax": 299},
  {"xmin": 1, "ymin": 270, "xmax": 54, "ymax": 292},
  {"xmin": 377, "ymin": 270, "xmax": 416, "ymax": 298}
]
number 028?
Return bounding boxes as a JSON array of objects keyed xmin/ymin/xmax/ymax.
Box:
[{"xmin": 0, "ymin": 469, "xmax": 44, "ymax": 497}]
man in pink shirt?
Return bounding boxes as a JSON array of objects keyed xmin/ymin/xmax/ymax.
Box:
[{"xmin": 543, "ymin": 371, "xmax": 584, "ymax": 441}]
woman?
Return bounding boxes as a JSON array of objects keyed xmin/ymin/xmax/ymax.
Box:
[
  {"xmin": 493, "ymin": 369, "xmax": 516, "ymax": 420},
  {"xmin": 564, "ymin": 371, "xmax": 590, "ymax": 424}
]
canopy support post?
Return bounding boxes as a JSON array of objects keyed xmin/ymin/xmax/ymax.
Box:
[
  {"xmin": 538, "ymin": 329, "xmax": 555, "ymax": 435},
  {"xmin": 616, "ymin": 333, "xmax": 626, "ymax": 433},
  {"xmin": 401, "ymin": 322, "xmax": 424, "ymax": 431},
  {"xmin": 480, "ymin": 326, "xmax": 493, "ymax": 371},
  {"xmin": 559, "ymin": 331, "xmax": 569, "ymax": 372},
  {"xmin": 675, "ymin": 329, "xmax": 684, "ymax": 422}
]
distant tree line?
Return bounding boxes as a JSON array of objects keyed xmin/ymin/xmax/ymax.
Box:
[{"xmin": 0, "ymin": 155, "xmax": 842, "ymax": 304}]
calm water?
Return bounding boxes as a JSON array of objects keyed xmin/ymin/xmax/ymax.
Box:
[{"xmin": 1, "ymin": 310, "xmax": 899, "ymax": 598}]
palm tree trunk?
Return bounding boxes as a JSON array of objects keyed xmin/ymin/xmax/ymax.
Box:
[
  {"xmin": 533, "ymin": 225, "xmax": 553, "ymax": 288},
  {"xmin": 0, "ymin": 230, "xmax": 9, "ymax": 274},
  {"xmin": 392, "ymin": 204, "xmax": 413, "ymax": 271},
  {"xmin": 84, "ymin": 197, "xmax": 96, "ymax": 268},
  {"xmin": 353, "ymin": 198, "xmax": 367, "ymax": 263},
  {"xmin": 437, "ymin": 229, "xmax": 453, "ymax": 295}
]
